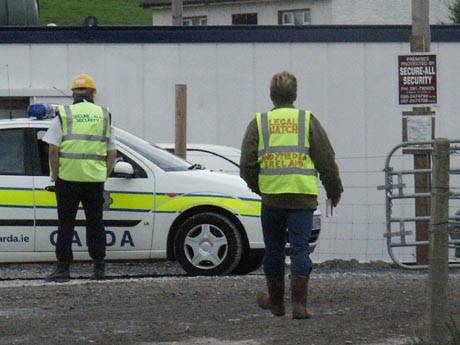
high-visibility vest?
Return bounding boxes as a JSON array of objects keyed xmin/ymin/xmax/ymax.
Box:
[
  {"xmin": 256, "ymin": 108, "xmax": 318, "ymax": 195},
  {"xmin": 58, "ymin": 101, "xmax": 110, "ymax": 182}
]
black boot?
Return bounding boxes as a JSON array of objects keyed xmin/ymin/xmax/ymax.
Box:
[
  {"xmin": 46, "ymin": 262, "xmax": 70, "ymax": 282},
  {"xmin": 92, "ymin": 261, "xmax": 105, "ymax": 280}
]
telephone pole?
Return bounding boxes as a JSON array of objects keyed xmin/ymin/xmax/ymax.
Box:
[
  {"xmin": 411, "ymin": 0, "xmax": 432, "ymax": 265},
  {"xmin": 172, "ymin": 0, "xmax": 183, "ymax": 26}
]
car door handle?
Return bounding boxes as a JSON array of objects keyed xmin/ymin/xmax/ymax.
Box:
[{"xmin": 45, "ymin": 185, "xmax": 56, "ymax": 192}]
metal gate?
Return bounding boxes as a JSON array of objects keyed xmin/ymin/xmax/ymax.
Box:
[{"xmin": 379, "ymin": 140, "xmax": 460, "ymax": 269}]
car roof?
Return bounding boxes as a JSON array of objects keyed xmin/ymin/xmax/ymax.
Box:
[
  {"xmin": 1, "ymin": 120, "xmax": 241, "ymax": 157},
  {"xmin": 156, "ymin": 143, "xmax": 241, "ymax": 156},
  {"xmin": 0, "ymin": 117, "xmax": 52, "ymax": 125}
]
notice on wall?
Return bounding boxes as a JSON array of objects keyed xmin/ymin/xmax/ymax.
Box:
[
  {"xmin": 399, "ymin": 54, "xmax": 437, "ymax": 105},
  {"xmin": 402, "ymin": 110, "xmax": 435, "ymax": 154},
  {"xmin": 406, "ymin": 115, "xmax": 432, "ymax": 142}
]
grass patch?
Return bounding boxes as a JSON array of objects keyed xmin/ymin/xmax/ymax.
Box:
[{"xmin": 39, "ymin": 0, "xmax": 152, "ymax": 26}]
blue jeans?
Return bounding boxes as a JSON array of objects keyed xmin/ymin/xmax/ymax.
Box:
[{"xmin": 261, "ymin": 204, "xmax": 314, "ymax": 281}]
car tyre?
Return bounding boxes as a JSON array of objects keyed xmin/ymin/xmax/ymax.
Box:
[{"xmin": 174, "ymin": 212, "xmax": 243, "ymax": 276}]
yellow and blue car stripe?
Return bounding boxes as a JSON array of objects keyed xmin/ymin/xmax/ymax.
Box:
[{"xmin": 0, "ymin": 188, "xmax": 261, "ymax": 217}]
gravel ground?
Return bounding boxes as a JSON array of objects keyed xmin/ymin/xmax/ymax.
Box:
[
  {"xmin": 0, "ymin": 261, "xmax": 459, "ymax": 345},
  {"xmin": 0, "ymin": 260, "xmax": 187, "ymax": 280}
]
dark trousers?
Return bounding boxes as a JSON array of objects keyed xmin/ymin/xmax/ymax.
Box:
[
  {"xmin": 55, "ymin": 179, "xmax": 106, "ymax": 263},
  {"xmin": 261, "ymin": 204, "xmax": 314, "ymax": 281}
]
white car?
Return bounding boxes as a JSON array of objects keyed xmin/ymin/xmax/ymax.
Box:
[
  {"xmin": 157, "ymin": 143, "xmax": 322, "ymax": 253},
  {"xmin": 0, "ymin": 117, "xmax": 321, "ymax": 275}
]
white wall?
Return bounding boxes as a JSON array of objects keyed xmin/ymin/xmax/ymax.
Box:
[
  {"xmin": 150, "ymin": 0, "xmax": 450, "ymax": 26},
  {"xmin": 1, "ymin": 41, "xmax": 459, "ymax": 263},
  {"xmin": 331, "ymin": 0, "xmax": 450, "ymax": 25}
]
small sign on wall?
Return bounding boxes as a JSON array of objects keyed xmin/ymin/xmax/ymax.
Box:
[
  {"xmin": 402, "ymin": 109, "xmax": 435, "ymax": 154},
  {"xmin": 399, "ymin": 54, "xmax": 437, "ymax": 105}
]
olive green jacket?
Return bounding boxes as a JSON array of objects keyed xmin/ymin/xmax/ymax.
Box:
[{"xmin": 240, "ymin": 107, "xmax": 343, "ymax": 209}]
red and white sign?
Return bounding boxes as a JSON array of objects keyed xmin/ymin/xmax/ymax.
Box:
[{"xmin": 399, "ymin": 54, "xmax": 437, "ymax": 105}]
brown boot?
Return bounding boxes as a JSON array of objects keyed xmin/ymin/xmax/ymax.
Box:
[
  {"xmin": 291, "ymin": 275, "xmax": 311, "ymax": 319},
  {"xmin": 256, "ymin": 279, "xmax": 285, "ymax": 316}
]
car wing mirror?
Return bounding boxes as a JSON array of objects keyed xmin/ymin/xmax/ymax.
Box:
[{"xmin": 113, "ymin": 161, "xmax": 134, "ymax": 178}]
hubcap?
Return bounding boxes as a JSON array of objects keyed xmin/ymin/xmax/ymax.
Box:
[{"xmin": 184, "ymin": 224, "xmax": 228, "ymax": 270}]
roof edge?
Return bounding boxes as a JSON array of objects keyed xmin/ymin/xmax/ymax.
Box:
[
  {"xmin": 0, "ymin": 25, "xmax": 459, "ymax": 44},
  {"xmin": 140, "ymin": 0, "xmax": 264, "ymax": 8}
]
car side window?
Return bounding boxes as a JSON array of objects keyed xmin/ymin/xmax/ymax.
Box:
[
  {"xmin": 34, "ymin": 129, "xmax": 50, "ymax": 176},
  {"xmin": 0, "ymin": 129, "xmax": 26, "ymax": 175}
]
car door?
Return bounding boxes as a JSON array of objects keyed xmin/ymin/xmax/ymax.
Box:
[
  {"xmin": 30, "ymin": 126, "xmax": 155, "ymax": 260},
  {"xmin": 0, "ymin": 125, "xmax": 35, "ymax": 257}
]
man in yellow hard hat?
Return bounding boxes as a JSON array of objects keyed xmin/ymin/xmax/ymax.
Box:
[
  {"xmin": 71, "ymin": 73, "xmax": 97, "ymax": 92},
  {"xmin": 42, "ymin": 73, "xmax": 117, "ymax": 282}
]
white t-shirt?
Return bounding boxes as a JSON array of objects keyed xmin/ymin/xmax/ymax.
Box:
[{"xmin": 42, "ymin": 116, "xmax": 117, "ymax": 150}]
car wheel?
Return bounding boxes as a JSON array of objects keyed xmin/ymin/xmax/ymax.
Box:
[
  {"xmin": 174, "ymin": 212, "xmax": 243, "ymax": 276},
  {"xmin": 232, "ymin": 252, "xmax": 264, "ymax": 275}
]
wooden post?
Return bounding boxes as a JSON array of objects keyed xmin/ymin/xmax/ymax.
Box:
[
  {"xmin": 426, "ymin": 138, "xmax": 449, "ymax": 343},
  {"xmin": 411, "ymin": 0, "xmax": 432, "ymax": 265},
  {"xmin": 415, "ymin": 152, "xmax": 431, "ymax": 264},
  {"xmin": 172, "ymin": 0, "xmax": 183, "ymax": 26},
  {"xmin": 411, "ymin": 0, "xmax": 431, "ymax": 52},
  {"xmin": 175, "ymin": 84, "xmax": 187, "ymax": 160}
]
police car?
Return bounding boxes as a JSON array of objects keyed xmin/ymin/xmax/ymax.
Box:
[{"xmin": 0, "ymin": 110, "xmax": 321, "ymax": 275}]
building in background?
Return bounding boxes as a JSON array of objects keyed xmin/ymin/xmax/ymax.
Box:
[
  {"xmin": 140, "ymin": 0, "xmax": 450, "ymax": 26},
  {"xmin": 2, "ymin": 25, "xmax": 460, "ymax": 263}
]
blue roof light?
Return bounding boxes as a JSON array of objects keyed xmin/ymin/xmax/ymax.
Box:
[{"xmin": 27, "ymin": 104, "xmax": 55, "ymax": 119}]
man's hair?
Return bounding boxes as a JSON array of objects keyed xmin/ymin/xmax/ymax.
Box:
[
  {"xmin": 270, "ymin": 71, "xmax": 297, "ymax": 106},
  {"xmin": 73, "ymin": 88, "xmax": 94, "ymax": 102}
]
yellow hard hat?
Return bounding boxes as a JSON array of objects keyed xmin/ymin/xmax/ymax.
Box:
[{"xmin": 71, "ymin": 73, "xmax": 97, "ymax": 93}]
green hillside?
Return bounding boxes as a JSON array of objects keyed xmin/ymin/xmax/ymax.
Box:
[{"xmin": 39, "ymin": 0, "xmax": 152, "ymax": 26}]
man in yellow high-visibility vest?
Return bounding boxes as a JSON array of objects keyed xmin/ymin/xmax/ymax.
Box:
[
  {"xmin": 240, "ymin": 71, "xmax": 343, "ymax": 319},
  {"xmin": 43, "ymin": 74, "xmax": 117, "ymax": 282}
]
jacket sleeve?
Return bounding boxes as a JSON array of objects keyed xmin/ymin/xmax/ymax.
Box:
[
  {"xmin": 309, "ymin": 114, "xmax": 343, "ymax": 199},
  {"xmin": 239, "ymin": 119, "xmax": 261, "ymax": 195}
]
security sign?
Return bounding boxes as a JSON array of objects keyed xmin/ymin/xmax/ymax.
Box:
[{"xmin": 399, "ymin": 54, "xmax": 437, "ymax": 105}]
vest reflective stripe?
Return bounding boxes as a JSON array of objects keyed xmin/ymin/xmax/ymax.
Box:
[
  {"xmin": 298, "ymin": 110, "xmax": 306, "ymax": 148},
  {"xmin": 62, "ymin": 134, "xmax": 110, "ymax": 143},
  {"xmin": 260, "ymin": 168, "xmax": 317, "ymax": 176},
  {"xmin": 102, "ymin": 108, "xmax": 109, "ymax": 138},
  {"xmin": 59, "ymin": 152, "xmax": 107, "ymax": 161},
  {"xmin": 58, "ymin": 102, "xmax": 109, "ymax": 182},
  {"xmin": 257, "ymin": 146, "xmax": 310, "ymax": 158},
  {"xmin": 256, "ymin": 108, "xmax": 318, "ymax": 195},
  {"xmin": 260, "ymin": 112, "xmax": 270, "ymax": 154}
]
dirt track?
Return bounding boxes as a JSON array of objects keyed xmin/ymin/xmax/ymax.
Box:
[{"xmin": 0, "ymin": 265, "xmax": 460, "ymax": 345}]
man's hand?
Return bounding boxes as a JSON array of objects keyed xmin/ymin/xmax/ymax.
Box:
[
  {"xmin": 48, "ymin": 144, "xmax": 59, "ymax": 182},
  {"xmin": 331, "ymin": 194, "xmax": 341, "ymax": 207}
]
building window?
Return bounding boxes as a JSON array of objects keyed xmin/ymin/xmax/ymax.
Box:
[
  {"xmin": 279, "ymin": 9, "xmax": 311, "ymax": 25},
  {"xmin": 183, "ymin": 16, "xmax": 207, "ymax": 26},
  {"xmin": 232, "ymin": 13, "xmax": 258, "ymax": 25},
  {"xmin": 0, "ymin": 97, "xmax": 29, "ymax": 119}
]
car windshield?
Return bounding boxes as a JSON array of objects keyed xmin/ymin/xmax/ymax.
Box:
[{"xmin": 115, "ymin": 128, "xmax": 192, "ymax": 172}]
